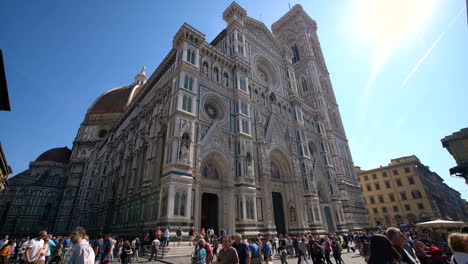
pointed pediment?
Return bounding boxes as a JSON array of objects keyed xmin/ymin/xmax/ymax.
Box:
[
  {"xmin": 201, "ymin": 122, "xmax": 230, "ymax": 156},
  {"xmin": 266, "ymin": 115, "xmax": 287, "ymax": 148},
  {"xmin": 244, "ymin": 17, "xmax": 281, "ymax": 52}
]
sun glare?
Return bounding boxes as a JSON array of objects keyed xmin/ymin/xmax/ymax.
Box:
[{"xmin": 355, "ymin": 0, "xmax": 437, "ymax": 50}]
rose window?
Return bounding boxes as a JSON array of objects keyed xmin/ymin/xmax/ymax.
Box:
[{"xmin": 204, "ymin": 103, "xmax": 218, "ymax": 120}]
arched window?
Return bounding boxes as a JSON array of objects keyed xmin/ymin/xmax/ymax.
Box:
[
  {"xmin": 161, "ymin": 191, "xmax": 168, "ymax": 216},
  {"xmin": 173, "ymin": 192, "xmax": 180, "ymax": 216},
  {"xmin": 292, "ymin": 44, "xmax": 300, "ymax": 63},
  {"xmin": 223, "ymin": 73, "xmax": 229, "ymax": 87},
  {"xmin": 180, "ymin": 192, "xmax": 186, "ymax": 216},
  {"xmin": 213, "ymin": 68, "xmax": 219, "ymax": 82},
  {"xmin": 186, "ymin": 49, "xmax": 196, "ymax": 64},
  {"xmin": 302, "ymin": 78, "xmax": 308, "ymax": 92},
  {"xmin": 301, "ymin": 162, "xmax": 307, "ymax": 174},
  {"xmin": 184, "ymin": 75, "xmax": 194, "ymax": 91},
  {"xmin": 52, "ymin": 175, "xmax": 60, "ymax": 186},
  {"xmin": 182, "ymin": 95, "xmax": 192, "ymax": 112},
  {"xmin": 186, "ymin": 49, "xmax": 192, "ymax": 62}
]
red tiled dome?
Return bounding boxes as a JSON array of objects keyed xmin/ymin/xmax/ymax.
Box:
[
  {"xmin": 35, "ymin": 147, "xmax": 72, "ymax": 164},
  {"xmin": 88, "ymin": 86, "xmax": 133, "ymax": 115}
]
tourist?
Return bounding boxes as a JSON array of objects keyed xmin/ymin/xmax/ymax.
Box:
[
  {"xmin": 367, "ymin": 234, "xmax": 401, "ymax": 264},
  {"xmin": 203, "ymin": 236, "xmax": 213, "ymax": 264},
  {"xmin": 412, "ymin": 236, "xmax": 430, "ymax": 264},
  {"xmin": 189, "ymin": 227, "xmax": 195, "ymax": 246},
  {"xmin": 44, "ymin": 235, "xmax": 56, "ymax": 264},
  {"xmin": 261, "ymin": 237, "xmax": 273, "ymax": 264},
  {"xmin": 155, "ymin": 227, "xmax": 162, "ymax": 241},
  {"xmin": 278, "ymin": 234, "xmax": 289, "ymax": 264},
  {"xmin": 247, "ymin": 238, "xmax": 261, "ymax": 264},
  {"xmin": 176, "ymin": 227, "xmax": 183, "ymax": 247},
  {"xmin": 191, "ymin": 239, "xmax": 207, "ymax": 264},
  {"xmin": 21, "ymin": 230, "xmax": 47, "ymax": 264},
  {"xmin": 49, "ymin": 239, "xmax": 64, "ymax": 264},
  {"xmin": 273, "ymin": 235, "xmax": 279, "ymax": 255},
  {"xmin": 9, "ymin": 239, "xmax": 16, "ymax": 262},
  {"xmin": 427, "ymin": 242, "xmax": 448, "ymax": 264},
  {"xmin": 420, "ymin": 234, "xmax": 431, "ymax": 246},
  {"xmin": 164, "ymin": 226, "xmax": 170, "ymax": 247},
  {"xmin": 100, "ymin": 234, "xmax": 113, "ymax": 264},
  {"xmin": 212, "ymin": 236, "xmax": 219, "ymax": 256},
  {"xmin": 66, "ymin": 227, "xmax": 95, "ymax": 264},
  {"xmin": 216, "ymin": 236, "xmax": 239, "ymax": 264},
  {"xmin": 331, "ymin": 237, "xmax": 343, "ymax": 264},
  {"xmin": 148, "ymin": 236, "xmax": 160, "ymax": 262},
  {"xmin": 322, "ymin": 238, "xmax": 333, "ymax": 264},
  {"xmin": 386, "ymin": 227, "xmax": 420, "ymax": 264},
  {"xmin": 448, "ymin": 233, "xmax": 468, "ymax": 264},
  {"xmin": 0, "ymin": 236, "xmax": 8, "ymax": 250},
  {"xmin": 118, "ymin": 240, "xmax": 132, "ymax": 264},
  {"xmin": 0, "ymin": 240, "xmax": 14, "ymax": 264},
  {"xmin": 93, "ymin": 234, "xmax": 103, "ymax": 264},
  {"xmin": 232, "ymin": 234, "xmax": 251, "ymax": 264},
  {"xmin": 132, "ymin": 237, "xmax": 140, "ymax": 261},
  {"xmin": 18, "ymin": 237, "xmax": 30, "ymax": 261},
  {"xmin": 63, "ymin": 236, "xmax": 71, "ymax": 250},
  {"xmin": 311, "ymin": 240, "xmax": 324, "ymax": 264},
  {"xmin": 298, "ymin": 237, "xmax": 310, "ymax": 264}
]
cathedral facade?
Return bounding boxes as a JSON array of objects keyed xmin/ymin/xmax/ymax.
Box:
[{"xmin": 0, "ymin": 3, "xmax": 369, "ymax": 236}]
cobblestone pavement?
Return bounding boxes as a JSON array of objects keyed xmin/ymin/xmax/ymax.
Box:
[{"xmin": 122, "ymin": 250, "xmax": 366, "ymax": 264}]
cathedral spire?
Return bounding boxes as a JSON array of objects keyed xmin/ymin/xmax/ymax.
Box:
[{"xmin": 133, "ymin": 65, "xmax": 147, "ymax": 86}]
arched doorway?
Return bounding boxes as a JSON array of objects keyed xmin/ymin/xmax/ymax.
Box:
[
  {"xmin": 269, "ymin": 149, "xmax": 292, "ymax": 235},
  {"xmin": 199, "ymin": 152, "xmax": 230, "ymax": 235},
  {"xmin": 201, "ymin": 193, "xmax": 218, "ymax": 234},
  {"xmin": 317, "ymin": 180, "xmax": 335, "ymax": 233}
]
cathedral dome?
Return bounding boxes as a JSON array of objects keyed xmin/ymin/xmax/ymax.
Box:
[
  {"xmin": 87, "ymin": 86, "xmax": 133, "ymax": 115},
  {"xmin": 35, "ymin": 147, "xmax": 72, "ymax": 164}
]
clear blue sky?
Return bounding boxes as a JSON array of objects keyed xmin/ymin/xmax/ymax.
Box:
[{"xmin": 1, "ymin": 0, "xmax": 467, "ymax": 199}]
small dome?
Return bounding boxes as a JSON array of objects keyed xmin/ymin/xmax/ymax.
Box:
[
  {"xmin": 35, "ymin": 147, "xmax": 72, "ymax": 164},
  {"xmin": 87, "ymin": 86, "xmax": 133, "ymax": 115}
]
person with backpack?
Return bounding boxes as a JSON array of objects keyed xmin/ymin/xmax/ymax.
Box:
[
  {"xmin": 331, "ymin": 238, "xmax": 344, "ymax": 264},
  {"xmin": 176, "ymin": 227, "xmax": 183, "ymax": 247},
  {"xmin": 278, "ymin": 234, "xmax": 289, "ymax": 264},
  {"xmin": 148, "ymin": 237, "xmax": 160, "ymax": 262},
  {"xmin": 322, "ymin": 239, "xmax": 333, "ymax": 264},
  {"xmin": 0, "ymin": 240, "xmax": 14, "ymax": 264}
]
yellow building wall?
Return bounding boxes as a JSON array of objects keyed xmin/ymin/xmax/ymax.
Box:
[{"xmin": 357, "ymin": 164, "xmax": 437, "ymax": 227}]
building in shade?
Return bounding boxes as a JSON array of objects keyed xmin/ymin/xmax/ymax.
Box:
[
  {"xmin": 0, "ymin": 147, "xmax": 71, "ymax": 234},
  {"xmin": 0, "ymin": 2, "xmax": 369, "ymax": 236},
  {"xmin": 356, "ymin": 155, "xmax": 467, "ymax": 228},
  {"xmin": 0, "ymin": 143, "xmax": 12, "ymax": 192},
  {"xmin": 441, "ymin": 128, "xmax": 468, "ymax": 184}
]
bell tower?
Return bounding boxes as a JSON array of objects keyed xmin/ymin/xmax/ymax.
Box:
[{"xmin": 272, "ymin": 4, "xmax": 369, "ymax": 230}]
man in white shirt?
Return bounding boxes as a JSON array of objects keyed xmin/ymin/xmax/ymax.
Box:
[
  {"xmin": 164, "ymin": 227, "xmax": 170, "ymax": 247},
  {"xmin": 148, "ymin": 238, "xmax": 160, "ymax": 261},
  {"xmin": 22, "ymin": 231, "xmax": 47, "ymax": 263},
  {"xmin": 66, "ymin": 227, "xmax": 95, "ymax": 264},
  {"xmin": 0, "ymin": 235, "xmax": 8, "ymax": 249}
]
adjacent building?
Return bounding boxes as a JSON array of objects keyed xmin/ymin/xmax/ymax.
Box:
[
  {"xmin": 441, "ymin": 128, "xmax": 468, "ymax": 184},
  {"xmin": 356, "ymin": 156, "xmax": 468, "ymax": 228},
  {"xmin": 0, "ymin": 2, "xmax": 370, "ymax": 236},
  {"xmin": 0, "ymin": 143, "xmax": 12, "ymax": 192}
]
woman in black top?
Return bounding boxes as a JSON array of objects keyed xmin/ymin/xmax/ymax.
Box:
[{"xmin": 120, "ymin": 240, "xmax": 133, "ymax": 264}]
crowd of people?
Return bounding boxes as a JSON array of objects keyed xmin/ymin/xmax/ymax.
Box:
[{"xmin": 0, "ymin": 225, "xmax": 467, "ymax": 264}]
